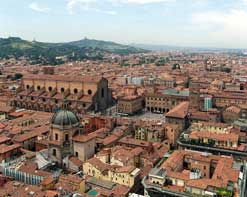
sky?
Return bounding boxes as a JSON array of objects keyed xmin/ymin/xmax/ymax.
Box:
[{"xmin": 1, "ymin": 0, "xmax": 247, "ymax": 48}]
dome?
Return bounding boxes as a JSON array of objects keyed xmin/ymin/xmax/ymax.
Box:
[{"xmin": 51, "ymin": 110, "xmax": 80, "ymax": 128}]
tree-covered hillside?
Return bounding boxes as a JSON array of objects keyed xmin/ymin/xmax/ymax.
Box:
[{"xmin": 0, "ymin": 37, "xmax": 147, "ymax": 65}]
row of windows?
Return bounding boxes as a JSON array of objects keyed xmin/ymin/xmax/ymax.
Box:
[
  {"xmin": 146, "ymin": 107, "xmax": 170, "ymax": 113},
  {"xmin": 54, "ymin": 133, "xmax": 69, "ymax": 141},
  {"xmin": 216, "ymin": 98, "xmax": 247, "ymax": 104},
  {"xmin": 146, "ymin": 101, "xmax": 172, "ymax": 105},
  {"xmin": 26, "ymin": 85, "xmax": 93, "ymax": 95},
  {"xmin": 147, "ymin": 97, "xmax": 169, "ymax": 101}
]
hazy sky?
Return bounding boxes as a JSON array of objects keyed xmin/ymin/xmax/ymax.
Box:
[{"xmin": 1, "ymin": 0, "xmax": 247, "ymax": 48}]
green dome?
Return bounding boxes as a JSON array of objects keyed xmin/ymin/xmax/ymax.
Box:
[{"xmin": 51, "ymin": 110, "xmax": 80, "ymax": 128}]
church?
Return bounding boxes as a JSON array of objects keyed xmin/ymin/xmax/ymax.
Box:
[
  {"xmin": 48, "ymin": 104, "xmax": 95, "ymax": 167},
  {"xmin": 12, "ymin": 73, "xmax": 113, "ymax": 114}
]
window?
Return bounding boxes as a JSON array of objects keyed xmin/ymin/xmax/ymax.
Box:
[
  {"xmin": 101, "ymin": 88, "xmax": 104, "ymax": 98},
  {"xmin": 26, "ymin": 85, "xmax": 30, "ymax": 89},
  {"xmin": 74, "ymin": 88, "xmax": 78, "ymax": 94},
  {"xmin": 48, "ymin": 86, "xmax": 52, "ymax": 92},
  {"xmin": 88, "ymin": 89, "xmax": 92, "ymax": 95},
  {"xmin": 61, "ymin": 87, "xmax": 65, "ymax": 93},
  {"xmin": 75, "ymin": 152, "xmax": 78, "ymax": 157},
  {"xmin": 52, "ymin": 149, "xmax": 56, "ymax": 156},
  {"xmin": 37, "ymin": 86, "xmax": 41, "ymax": 90},
  {"xmin": 55, "ymin": 133, "xmax": 58, "ymax": 140},
  {"xmin": 65, "ymin": 133, "xmax": 69, "ymax": 141}
]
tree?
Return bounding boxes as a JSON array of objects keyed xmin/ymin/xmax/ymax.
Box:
[
  {"xmin": 12, "ymin": 73, "xmax": 23, "ymax": 80},
  {"xmin": 172, "ymin": 64, "xmax": 177, "ymax": 70},
  {"xmin": 172, "ymin": 63, "xmax": 180, "ymax": 70},
  {"xmin": 223, "ymin": 67, "xmax": 231, "ymax": 73}
]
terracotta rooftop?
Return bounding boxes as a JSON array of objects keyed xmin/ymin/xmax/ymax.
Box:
[
  {"xmin": 0, "ymin": 106, "xmax": 14, "ymax": 113},
  {"xmin": 189, "ymin": 130, "xmax": 239, "ymax": 142},
  {"xmin": 0, "ymin": 135, "xmax": 10, "ymax": 144},
  {"xmin": 118, "ymin": 136, "xmax": 151, "ymax": 148},
  {"xmin": 73, "ymin": 133, "xmax": 95, "ymax": 143},
  {"xmin": 166, "ymin": 101, "xmax": 189, "ymax": 119},
  {"xmin": 0, "ymin": 143, "xmax": 21, "ymax": 154},
  {"xmin": 225, "ymin": 106, "xmax": 241, "ymax": 114},
  {"xmin": 23, "ymin": 74, "xmax": 103, "ymax": 83}
]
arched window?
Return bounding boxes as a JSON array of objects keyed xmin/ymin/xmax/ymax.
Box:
[
  {"xmin": 101, "ymin": 88, "xmax": 104, "ymax": 98},
  {"xmin": 48, "ymin": 86, "xmax": 52, "ymax": 92},
  {"xmin": 61, "ymin": 87, "xmax": 65, "ymax": 93},
  {"xmin": 55, "ymin": 133, "xmax": 58, "ymax": 140},
  {"xmin": 26, "ymin": 85, "xmax": 30, "ymax": 89},
  {"xmin": 52, "ymin": 149, "xmax": 56, "ymax": 156},
  {"xmin": 65, "ymin": 133, "xmax": 69, "ymax": 141},
  {"xmin": 88, "ymin": 89, "xmax": 92, "ymax": 95},
  {"xmin": 74, "ymin": 88, "xmax": 78, "ymax": 94},
  {"xmin": 37, "ymin": 86, "xmax": 41, "ymax": 90}
]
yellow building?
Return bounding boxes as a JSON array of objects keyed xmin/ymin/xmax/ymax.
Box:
[{"xmin": 83, "ymin": 157, "xmax": 140, "ymax": 188}]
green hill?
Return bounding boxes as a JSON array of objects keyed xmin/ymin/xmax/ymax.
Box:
[
  {"xmin": 68, "ymin": 38, "xmax": 146, "ymax": 54},
  {"xmin": 0, "ymin": 37, "xmax": 147, "ymax": 65}
]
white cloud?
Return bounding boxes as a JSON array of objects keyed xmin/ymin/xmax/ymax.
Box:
[
  {"xmin": 66, "ymin": 0, "xmax": 116, "ymax": 14},
  {"xmin": 67, "ymin": 0, "xmax": 97, "ymax": 12},
  {"xmin": 29, "ymin": 2, "xmax": 50, "ymax": 13},
  {"xmin": 110, "ymin": 0, "xmax": 174, "ymax": 4},
  {"xmin": 95, "ymin": 9, "xmax": 117, "ymax": 15},
  {"xmin": 191, "ymin": 9, "xmax": 247, "ymax": 47},
  {"xmin": 66, "ymin": 0, "xmax": 173, "ymax": 14}
]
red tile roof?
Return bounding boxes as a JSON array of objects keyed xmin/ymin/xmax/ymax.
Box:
[
  {"xmin": 166, "ymin": 101, "xmax": 189, "ymax": 119},
  {"xmin": 0, "ymin": 143, "xmax": 21, "ymax": 154}
]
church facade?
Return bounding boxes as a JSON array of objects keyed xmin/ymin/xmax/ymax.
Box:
[{"xmin": 11, "ymin": 74, "xmax": 113, "ymax": 113}]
